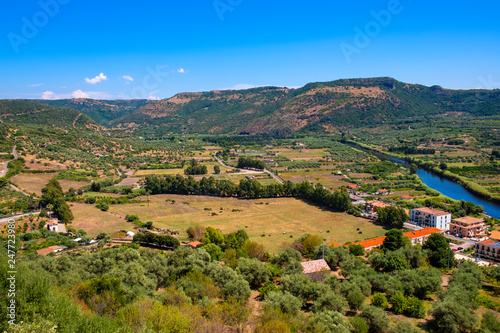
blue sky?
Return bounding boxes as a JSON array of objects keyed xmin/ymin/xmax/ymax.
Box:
[{"xmin": 0, "ymin": 0, "xmax": 499, "ymax": 100}]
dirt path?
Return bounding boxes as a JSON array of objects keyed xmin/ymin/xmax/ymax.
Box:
[{"xmin": 73, "ymin": 113, "xmax": 81, "ymax": 127}]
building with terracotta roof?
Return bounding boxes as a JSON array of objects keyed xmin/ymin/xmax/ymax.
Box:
[
  {"xmin": 410, "ymin": 207, "xmax": 451, "ymax": 230},
  {"xmin": 365, "ymin": 200, "xmax": 391, "ymax": 213},
  {"xmin": 36, "ymin": 245, "xmax": 63, "ymax": 255},
  {"xmin": 328, "ymin": 242, "xmax": 341, "ymax": 248},
  {"xmin": 46, "ymin": 219, "xmax": 59, "ymax": 232},
  {"xmin": 401, "ymin": 195, "xmax": 414, "ymax": 201},
  {"xmin": 348, "ymin": 184, "xmax": 359, "ymax": 190},
  {"xmin": 403, "ymin": 227, "xmax": 443, "ymax": 245},
  {"xmin": 301, "ymin": 259, "xmax": 331, "ymax": 281},
  {"xmin": 450, "ymin": 216, "xmax": 486, "ymax": 239},
  {"xmin": 355, "ymin": 236, "xmax": 387, "ymax": 251},
  {"xmin": 475, "ymin": 239, "xmax": 500, "ymax": 262},
  {"xmin": 376, "ymin": 189, "xmax": 389, "ymax": 195},
  {"xmin": 490, "ymin": 230, "xmax": 500, "ymax": 241},
  {"xmin": 353, "ymin": 227, "xmax": 443, "ymax": 252}
]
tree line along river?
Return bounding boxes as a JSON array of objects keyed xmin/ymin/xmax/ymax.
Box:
[{"xmin": 346, "ymin": 143, "xmax": 500, "ymax": 219}]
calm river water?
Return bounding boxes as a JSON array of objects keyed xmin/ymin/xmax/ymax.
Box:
[{"xmin": 347, "ymin": 143, "xmax": 500, "ymax": 219}]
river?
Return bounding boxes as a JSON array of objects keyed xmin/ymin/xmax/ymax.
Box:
[{"xmin": 346, "ymin": 143, "xmax": 500, "ymax": 219}]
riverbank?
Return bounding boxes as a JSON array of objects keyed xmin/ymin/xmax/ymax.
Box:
[{"xmin": 345, "ymin": 140, "xmax": 500, "ymax": 213}]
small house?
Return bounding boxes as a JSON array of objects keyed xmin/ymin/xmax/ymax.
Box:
[
  {"xmin": 37, "ymin": 245, "xmax": 63, "ymax": 255},
  {"xmin": 46, "ymin": 219, "xmax": 59, "ymax": 232},
  {"xmin": 301, "ymin": 259, "xmax": 331, "ymax": 281}
]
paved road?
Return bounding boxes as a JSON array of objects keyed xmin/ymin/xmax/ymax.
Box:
[
  {"xmin": 0, "ymin": 211, "xmax": 40, "ymax": 224},
  {"xmin": 213, "ymin": 154, "xmax": 284, "ymax": 184},
  {"xmin": 10, "ymin": 184, "xmax": 30, "ymax": 197}
]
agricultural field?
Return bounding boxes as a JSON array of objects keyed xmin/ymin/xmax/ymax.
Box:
[
  {"xmin": 11, "ymin": 172, "xmax": 88, "ymax": 196},
  {"xmin": 70, "ymin": 194, "xmax": 388, "ymax": 252}
]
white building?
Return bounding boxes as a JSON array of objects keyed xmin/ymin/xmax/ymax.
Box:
[
  {"xmin": 46, "ymin": 219, "xmax": 59, "ymax": 232},
  {"xmin": 410, "ymin": 207, "xmax": 451, "ymax": 230}
]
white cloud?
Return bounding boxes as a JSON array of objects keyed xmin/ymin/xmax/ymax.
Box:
[
  {"xmin": 41, "ymin": 91, "xmax": 58, "ymax": 100},
  {"xmin": 85, "ymin": 73, "xmax": 108, "ymax": 84},
  {"xmin": 72, "ymin": 90, "xmax": 90, "ymax": 98},
  {"xmin": 27, "ymin": 83, "xmax": 43, "ymax": 87},
  {"xmin": 122, "ymin": 75, "xmax": 134, "ymax": 82},
  {"xmin": 177, "ymin": 68, "xmax": 185, "ymax": 73},
  {"xmin": 226, "ymin": 84, "xmax": 259, "ymax": 90},
  {"xmin": 147, "ymin": 90, "xmax": 160, "ymax": 100}
]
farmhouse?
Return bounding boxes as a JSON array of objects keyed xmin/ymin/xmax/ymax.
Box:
[
  {"xmin": 450, "ymin": 216, "xmax": 486, "ymax": 239},
  {"xmin": 365, "ymin": 200, "xmax": 391, "ymax": 213},
  {"xmin": 410, "ymin": 207, "xmax": 451, "ymax": 230},
  {"xmin": 37, "ymin": 245, "xmax": 63, "ymax": 255},
  {"xmin": 301, "ymin": 259, "xmax": 331, "ymax": 281},
  {"xmin": 376, "ymin": 189, "xmax": 389, "ymax": 195},
  {"xmin": 401, "ymin": 195, "xmax": 414, "ymax": 201},
  {"xmin": 46, "ymin": 219, "xmax": 59, "ymax": 232}
]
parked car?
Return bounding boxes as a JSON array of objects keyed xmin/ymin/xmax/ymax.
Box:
[
  {"xmin": 457, "ymin": 247, "xmax": 463, "ymax": 250},
  {"xmin": 452, "ymin": 249, "xmax": 457, "ymax": 252}
]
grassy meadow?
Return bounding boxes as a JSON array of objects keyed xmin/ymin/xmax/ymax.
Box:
[{"xmin": 70, "ymin": 194, "xmax": 387, "ymax": 252}]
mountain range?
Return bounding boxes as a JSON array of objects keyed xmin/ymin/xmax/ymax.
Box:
[{"xmin": 2, "ymin": 77, "xmax": 499, "ymax": 135}]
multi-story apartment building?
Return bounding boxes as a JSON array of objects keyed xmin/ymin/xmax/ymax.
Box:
[
  {"xmin": 475, "ymin": 239, "xmax": 500, "ymax": 262},
  {"xmin": 410, "ymin": 207, "xmax": 451, "ymax": 230},
  {"xmin": 450, "ymin": 216, "xmax": 486, "ymax": 239}
]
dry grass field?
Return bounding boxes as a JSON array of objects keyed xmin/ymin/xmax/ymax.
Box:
[
  {"xmin": 70, "ymin": 194, "xmax": 387, "ymax": 252},
  {"xmin": 11, "ymin": 173, "xmax": 88, "ymax": 196},
  {"xmin": 69, "ymin": 202, "xmax": 132, "ymax": 235}
]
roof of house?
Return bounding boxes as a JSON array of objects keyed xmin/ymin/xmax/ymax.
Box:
[
  {"xmin": 490, "ymin": 230, "xmax": 500, "ymax": 241},
  {"xmin": 301, "ymin": 259, "xmax": 331, "ymax": 274},
  {"xmin": 356, "ymin": 236, "xmax": 386, "ymax": 249},
  {"xmin": 403, "ymin": 227, "xmax": 442, "ymax": 239},
  {"xmin": 36, "ymin": 245, "xmax": 62, "ymax": 255},
  {"xmin": 348, "ymin": 184, "xmax": 358, "ymax": 189},
  {"xmin": 47, "ymin": 219, "xmax": 59, "ymax": 225},
  {"xmin": 378, "ymin": 189, "xmax": 388, "ymax": 192},
  {"xmin": 187, "ymin": 241, "xmax": 202, "ymax": 247},
  {"xmin": 478, "ymin": 239, "xmax": 500, "ymax": 248},
  {"xmin": 366, "ymin": 200, "xmax": 391, "ymax": 209},
  {"xmin": 401, "ymin": 195, "xmax": 413, "ymax": 200},
  {"xmin": 413, "ymin": 207, "xmax": 450, "ymax": 216},
  {"xmin": 328, "ymin": 242, "xmax": 341, "ymax": 248},
  {"xmin": 452, "ymin": 216, "xmax": 485, "ymax": 224}
]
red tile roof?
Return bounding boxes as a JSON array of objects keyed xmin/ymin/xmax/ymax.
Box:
[
  {"xmin": 478, "ymin": 239, "xmax": 496, "ymax": 246},
  {"xmin": 301, "ymin": 259, "xmax": 331, "ymax": 274},
  {"xmin": 403, "ymin": 227, "xmax": 442, "ymax": 239},
  {"xmin": 36, "ymin": 245, "xmax": 62, "ymax": 255},
  {"xmin": 413, "ymin": 207, "xmax": 450, "ymax": 216},
  {"xmin": 328, "ymin": 242, "xmax": 341, "ymax": 248},
  {"xmin": 401, "ymin": 195, "xmax": 413, "ymax": 200},
  {"xmin": 452, "ymin": 216, "xmax": 484, "ymax": 224},
  {"xmin": 378, "ymin": 189, "xmax": 388, "ymax": 192},
  {"xmin": 490, "ymin": 231, "xmax": 500, "ymax": 240},
  {"xmin": 348, "ymin": 184, "xmax": 358, "ymax": 189},
  {"xmin": 356, "ymin": 236, "xmax": 386, "ymax": 249}
]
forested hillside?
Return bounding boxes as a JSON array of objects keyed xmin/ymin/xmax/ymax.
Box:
[
  {"xmin": 33, "ymin": 99, "xmax": 150, "ymax": 126},
  {"xmin": 115, "ymin": 77, "xmax": 500, "ymax": 136},
  {"xmin": 0, "ymin": 100, "xmax": 98, "ymax": 129}
]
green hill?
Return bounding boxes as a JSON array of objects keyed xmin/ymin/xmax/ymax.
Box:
[
  {"xmin": 115, "ymin": 77, "xmax": 500, "ymax": 135},
  {"xmin": 0, "ymin": 100, "xmax": 98, "ymax": 129},
  {"xmin": 32, "ymin": 98, "xmax": 150, "ymax": 126}
]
